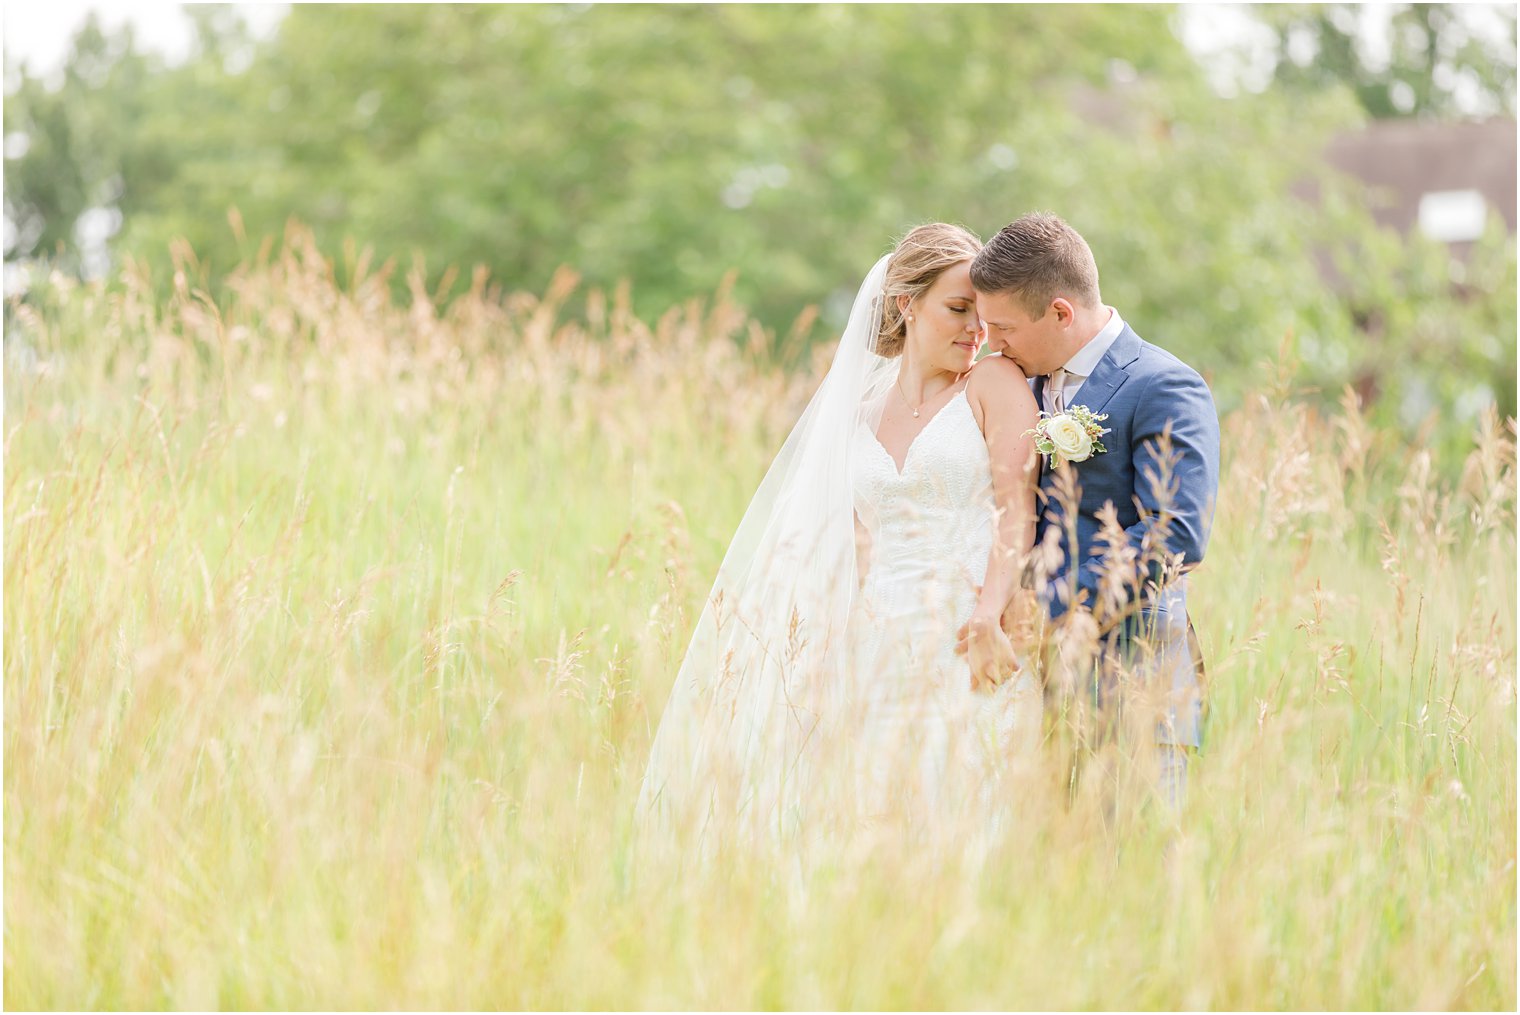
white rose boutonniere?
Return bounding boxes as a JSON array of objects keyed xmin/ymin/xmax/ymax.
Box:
[{"xmin": 1024, "ymin": 405, "xmax": 1111, "ymax": 468}]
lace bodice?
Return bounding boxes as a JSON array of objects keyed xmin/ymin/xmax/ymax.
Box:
[
  {"xmin": 852, "ymin": 390, "xmax": 996, "ymax": 623},
  {"xmin": 844, "ymin": 386, "xmax": 1039, "ymax": 825}
]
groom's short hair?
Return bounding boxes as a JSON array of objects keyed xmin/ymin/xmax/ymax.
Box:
[{"xmin": 971, "ymin": 212, "xmax": 1101, "ymax": 318}]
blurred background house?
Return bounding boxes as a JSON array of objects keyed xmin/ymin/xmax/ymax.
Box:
[{"xmin": 1327, "ymin": 116, "xmax": 1516, "ymax": 254}]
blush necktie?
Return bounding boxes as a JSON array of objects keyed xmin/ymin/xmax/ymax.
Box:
[{"xmin": 1047, "ymin": 368, "xmax": 1068, "ymax": 415}]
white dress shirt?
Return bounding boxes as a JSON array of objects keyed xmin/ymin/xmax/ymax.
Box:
[{"xmin": 1047, "ymin": 306, "xmax": 1125, "ymax": 411}]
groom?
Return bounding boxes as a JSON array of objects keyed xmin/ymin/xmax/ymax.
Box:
[{"xmin": 969, "ymin": 212, "xmax": 1220, "ymax": 806}]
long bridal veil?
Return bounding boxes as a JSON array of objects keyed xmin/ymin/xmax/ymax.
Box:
[{"xmin": 636, "ymin": 252, "xmax": 898, "ymax": 851}]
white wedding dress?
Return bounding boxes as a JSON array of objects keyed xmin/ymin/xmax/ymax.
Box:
[
  {"xmin": 637, "ymin": 254, "xmax": 1040, "ymax": 858},
  {"xmin": 838, "ymin": 386, "xmax": 1043, "ymax": 828}
]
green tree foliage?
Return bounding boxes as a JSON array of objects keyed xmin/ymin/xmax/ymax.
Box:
[
  {"xmin": 3, "ymin": 16, "xmax": 152, "ymax": 273},
  {"xmin": 1257, "ymin": 3, "xmax": 1517, "ymax": 119},
  {"xmin": 4, "ymin": 4, "xmax": 1515, "ymax": 448}
]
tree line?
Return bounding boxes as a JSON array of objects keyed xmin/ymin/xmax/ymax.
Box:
[{"xmin": 5, "ymin": 4, "xmax": 1515, "ymax": 449}]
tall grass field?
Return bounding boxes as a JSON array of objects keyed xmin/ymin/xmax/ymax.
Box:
[{"xmin": 5, "ymin": 234, "xmax": 1516, "ymax": 1009}]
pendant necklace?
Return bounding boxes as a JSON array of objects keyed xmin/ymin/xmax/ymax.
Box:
[
  {"xmin": 896, "ymin": 375, "xmax": 925, "ymax": 418},
  {"xmin": 896, "ymin": 371, "xmax": 966, "ymax": 419}
]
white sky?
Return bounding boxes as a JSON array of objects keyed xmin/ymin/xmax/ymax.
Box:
[
  {"xmin": 3, "ymin": 3, "xmax": 1256, "ymax": 80},
  {"xmin": 3, "ymin": 1, "xmax": 289, "ymax": 77},
  {"xmin": 0, "ymin": 3, "xmax": 1509, "ymax": 102}
]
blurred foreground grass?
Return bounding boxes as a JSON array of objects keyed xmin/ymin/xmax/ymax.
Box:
[{"xmin": 5, "ymin": 233, "xmax": 1515, "ymax": 1009}]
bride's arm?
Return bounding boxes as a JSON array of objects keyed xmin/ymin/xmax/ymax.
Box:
[
  {"xmin": 962, "ymin": 355, "xmax": 1041, "ymax": 680},
  {"xmin": 853, "ymin": 510, "xmax": 872, "ymax": 589}
]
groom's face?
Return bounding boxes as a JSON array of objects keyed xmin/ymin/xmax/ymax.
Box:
[{"xmin": 974, "ymin": 290, "xmax": 1071, "ymax": 376}]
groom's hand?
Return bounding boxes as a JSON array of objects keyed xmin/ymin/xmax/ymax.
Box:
[{"xmin": 956, "ymin": 614, "xmax": 1019, "ymax": 692}]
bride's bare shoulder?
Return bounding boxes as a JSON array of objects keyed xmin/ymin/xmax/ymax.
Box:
[
  {"xmin": 967, "ymin": 354, "xmax": 1034, "ymax": 402},
  {"xmin": 969, "ymin": 352, "xmax": 1028, "ymax": 381},
  {"xmin": 964, "ymin": 354, "xmax": 1036, "ymax": 432}
]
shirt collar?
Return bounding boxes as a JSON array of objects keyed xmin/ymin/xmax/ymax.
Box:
[{"xmin": 1060, "ymin": 306, "xmax": 1124, "ymax": 379}]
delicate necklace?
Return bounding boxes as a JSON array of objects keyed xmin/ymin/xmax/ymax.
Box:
[
  {"xmin": 896, "ymin": 375, "xmax": 926, "ymax": 418},
  {"xmin": 896, "ymin": 371, "xmax": 965, "ymax": 419}
]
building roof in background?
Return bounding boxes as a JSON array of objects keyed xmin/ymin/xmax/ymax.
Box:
[{"xmin": 1324, "ymin": 117, "xmax": 1517, "ymax": 238}]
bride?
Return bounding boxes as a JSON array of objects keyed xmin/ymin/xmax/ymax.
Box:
[{"xmin": 637, "ymin": 224, "xmax": 1043, "ymax": 853}]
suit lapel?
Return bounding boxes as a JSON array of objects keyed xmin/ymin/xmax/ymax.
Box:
[{"xmin": 1068, "ymin": 324, "xmax": 1142, "ymax": 417}]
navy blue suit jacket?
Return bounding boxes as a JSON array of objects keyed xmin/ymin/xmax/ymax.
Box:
[{"xmin": 1032, "ymin": 322, "xmax": 1220, "ymax": 746}]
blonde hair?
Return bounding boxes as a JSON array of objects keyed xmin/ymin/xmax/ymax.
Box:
[{"xmin": 876, "ymin": 223, "xmax": 982, "ymax": 358}]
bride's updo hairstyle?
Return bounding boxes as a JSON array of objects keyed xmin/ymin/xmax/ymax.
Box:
[{"xmin": 875, "ymin": 223, "xmax": 982, "ymax": 358}]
